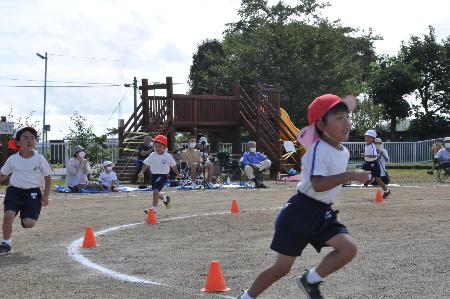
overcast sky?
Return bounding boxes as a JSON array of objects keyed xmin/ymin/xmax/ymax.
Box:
[{"xmin": 1, "ymin": 0, "xmax": 449, "ymax": 140}]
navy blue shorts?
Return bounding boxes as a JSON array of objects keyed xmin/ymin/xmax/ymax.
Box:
[
  {"xmin": 4, "ymin": 186, "xmax": 42, "ymax": 220},
  {"xmin": 362, "ymin": 161, "xmax": 381, "ymax": 178},
  {"xmin": 270, "ymin": 192, "xmax": 348, "ymax": 257},
  {"xmin": 151, "ymin": 174, "xmax": 168, "ymax": 191}
]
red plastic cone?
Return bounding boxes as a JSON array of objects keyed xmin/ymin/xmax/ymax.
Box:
[
  {"xmin": 201, "ymin": 260, "xmax": 230, "ymax": 292},
  {"xmin": 146, "ymin": 208, "xmax": 158, "ymax": 224},
  {"xmin": 81, "ymin": 226, "xmax": 98, "ymax": 248},
  {"xmin": 375, "ymin": 190, "xmax": 384, "ymax": 203},
  {"xmin": 230, "ymin": 199, "xmax": 240, "ymax": 213}
]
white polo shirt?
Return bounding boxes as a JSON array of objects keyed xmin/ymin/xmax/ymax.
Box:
[
  {"xmin": 297, "ymin": 139, "xmax": 349, "ymax": 204},
  {"xmin": 143, "ymin": 152, "xmax": 176, "ymax": 175},
  {"xmin": 98, "ymin": 171, "xmax": 118, "ymax": 187},
  {"xmin": 1, "ymin": 151, "xmax": 53, "ymax": 189},
  {"xmin": 435, "ymin": 148, "xmax": 450, "ymax": 161},
  {"xmin": 364, "ymin": 143, "xmax": 378, "ymax": 162}
]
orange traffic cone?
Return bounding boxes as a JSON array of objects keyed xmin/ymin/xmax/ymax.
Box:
[
  {"xmin": 146, "ymin": 208, "xmax": 157, "ymax": 224},
  {"xmin": 230, "ymin": 199, "xmax": 240, "ymax": 213},
  {"xmin": 375, "ymin": 190, "xmax": 384, "ymax": 203},
  {"xmin": 201, "ymin": 260, "xmax": 230, "ymax": 292},
  {"xmin": 81, "ymin": 226, "xmax": 98, "ymax": 248}
]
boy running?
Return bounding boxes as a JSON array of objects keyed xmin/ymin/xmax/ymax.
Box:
[
  {"xmin": 138, "ymin": 135, "xmax": 180, "ymax": 214},
  {"xmin": 238, "ymin": 94, "xmax": 370, "ymax": 299},
  {"xmin": 0, "ymin": 127, "xmax": 52, "ymax": 254}
]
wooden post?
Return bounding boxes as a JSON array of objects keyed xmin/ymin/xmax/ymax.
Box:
[
  {"xmin": 254, "ymin": 83, "xmax": 262, "ymax": 147},
  {"xmin": 141, "ymin": 79, "xmax": 149, "ymax": 130},
  {"xmin": 210, "ymin": 80, "xmax": 217, "ymax": 95},
  {"xmin": 231, "ymin": 126, "xmax": 241, "ymax": 157},
  {"xmin": 166, "ymin": 77, "xmax": 174, "ymax": 150},
  {"xmin": 0, "ymin": 116, "xmax": 8, "ymax": 166}
]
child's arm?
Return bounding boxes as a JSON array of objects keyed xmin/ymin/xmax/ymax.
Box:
[
  {"xmin": 0, "ymin": 173, "xmax": 8, "ymax": 183},
  {"xmin": 41, "ymin": 175, "xmax": 51, "ymax": 206},
  {"xmin": 311, "ymin": 171, "xmax": 370, "ymax": 192},
  {"xmin": 170, "ymin": 165, "xmax": 180, "ymax": 178},
  {"xmin": 139, "ymin": 164, "xmax": 149, "ymax": 177}
]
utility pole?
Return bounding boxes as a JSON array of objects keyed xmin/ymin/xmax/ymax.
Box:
[{"xmin": 36, "ymin": 52, "xmax": 48, "ymax": 142}]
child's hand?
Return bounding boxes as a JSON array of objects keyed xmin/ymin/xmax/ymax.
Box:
[
  {"xmin": 137, "ymin": 172, "xmax": 144, "ymax": 183},
  {"xmin": 175, "ymin": 173, "xmax": 181, "ymax": 179},
  {"xmin": 41, "ymin": 194, "xmax": 49, "ymax": 206},
  {"xmin": 352, "ymin": 171, "xmax": 371, "ymax": 183}
]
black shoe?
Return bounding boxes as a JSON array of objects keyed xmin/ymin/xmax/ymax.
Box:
[
  {"xmin": 144, "ymin": 208, "xmax": 156, "ymax": 214},
  {"xmin": 427, "ymin": 170, "xmax": 434, "ymax": 175},
  {"xmin": 163, "ymin": 196, "xmax": 171, "ymax": 209},
  {"xmin": 0, "ymin": 242, "xmax": 11, "ymax": 255},
  {"xmin": 383, "ymin": 189, "xmax": 391, "ymax": 199},
  {"xmin": 297, "ymin": 272, "xmax": 324, "ymax": 299},
  {"xmin": 258, "ymin": 182, "xmax": 267, "ymax": 188}
]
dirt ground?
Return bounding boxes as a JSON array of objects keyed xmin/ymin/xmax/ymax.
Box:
[{"xmin": 1, "ymin": 181, "xmax": 449, "ymax": 299}]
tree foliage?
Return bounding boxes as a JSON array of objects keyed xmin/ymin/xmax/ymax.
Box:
[
  {"xmin": 189, "ymin": 0, "xmax": 379, "ymax": 127},
  {"xmin": 351, "ymin": 93, "xmax": 385, "ymax": 137},
  {"xmin": 64, "ymin": 112, "xmax": 110, "ymax": 164}
]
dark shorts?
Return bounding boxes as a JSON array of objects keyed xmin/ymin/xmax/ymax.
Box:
[
  {"xmin": 270, "ymin": 192, "xmax": 348, "ymax": 257},
  {"xmin": 4, "ymin": 186, "xmax": 42, "ymax": 220},
  {"xmin": 362, "ymin": 160, "xmax": 381, "ymax": 178},
  {"xmin": 151, "ymin": 174, "xmax": 168, "ymax": 191}
]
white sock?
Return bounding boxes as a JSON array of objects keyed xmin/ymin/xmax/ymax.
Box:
[
  {"xmin": 240, "ymin": 291, "xmax": 254, "ymax": 299},
  {"xmin": 162, "ymin": 196, "xmax": 168, "ymax": 202},
  {"xmin": 2, "ymin": 239, "xmax": 11, "ymax": 246},
  {"xmin": 307, "ymin": 267, "xmax": 323, "ymax": 284},
  {"xmin": 151, "ymin": 206, "xmax": 157, "ymax": 213}
]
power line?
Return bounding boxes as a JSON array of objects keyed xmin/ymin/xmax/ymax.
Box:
[
  {"xmin": 0, "ymin": 77, "xmax": 122, "ymax": 85},
  {"xmin": 0, "ymin": 84, "xmax": 121, "ymax": 88},
  {"xmin": 49, "ymin": 52, "xmax": 155, "ymax": 63}
]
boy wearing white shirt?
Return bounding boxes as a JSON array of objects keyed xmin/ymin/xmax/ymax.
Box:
[
  {"xmin": 238, "ymin": 94, "xmax": 370, "ymax": 299},
  {"xmin": 139, "ymin": 135, "xmax": 180, "ymax": 214},
  {"xmin": 362, "ymin": 130, "xmax": 391, "ymax": 198},
  {"xmin": 98, "ymin": 161, "xmax": 119, "ymax": 192},
  {"xmin": 0, "ymin": 127, "xmax": 52, "ymax": 254}
]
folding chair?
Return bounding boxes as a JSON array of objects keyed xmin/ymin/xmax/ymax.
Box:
[
  {"xmin": 215, "ymin": 152, "xmax": 245, "ymax": 186},
  {"xmin": 178, "ymin": 162, "xmax": 204, "ymax": 189},
  {"xmin": 281, "ymin": 141, "xmax": 297, "ymax": 160},
  {"xmin": 433, "ymin": 159, "xmax": 450, "ymax": 183}
]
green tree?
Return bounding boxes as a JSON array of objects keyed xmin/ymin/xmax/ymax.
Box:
[
  {"xmin": 189, "ymin": 0, "xmax": 379, "ymax": 127},
  {"xmin": 351, "ymin": 93, "xmax": 385, "ymax": 136},
  {"xmin": 401, "ymin": 26, "xmax": 450, "ymax": 120},
  {"xmin": 6, "ymin": 108, "xmax": 40, "ymax": 139},
  {"xmin": 368, "ymin": 56, "xmax": 418, "ymax": 138},
  {"xmin": 65, "ymin": 112, "xmax": 110, "ymax": 164}
]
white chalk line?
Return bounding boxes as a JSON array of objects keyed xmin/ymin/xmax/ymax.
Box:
[{"xmin": 68, "ymin": 207, "xmax": 280, "ymax": 298}]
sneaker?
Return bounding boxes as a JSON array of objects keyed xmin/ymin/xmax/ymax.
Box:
[
  {"xmin": 144, "ymin": 208, "xmax": 157, "ymax": 214},
  {"xmin": 383, "ymin": 189, "xmax": 391, "ymax": 199},
  {"xmin": 0, "ymin": 242, "xmax": 11, "ymax": 255},
  {"xmin": 163, "ymin": 196, "xmax": 171, "ymax": 209},
  {"xmin": 190, "ymin": 182, "xmax": 197, "ymax": 189},
  {"xmin": 207, "ymin": 182, "xmax": 217, "ymax": 189},
  {"xmin": 297, "ymin": 272, "xmax": 324, "ymax": 299},
  {"xmin": 258, "ymin": 182, "xmax": 267, "ymax": 188},
  {"xmin": 427, "ymin": 170, "xmax": 434, "ymax": 175}
]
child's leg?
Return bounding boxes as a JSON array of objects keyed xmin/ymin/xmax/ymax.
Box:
[
  {"xmin": 21, "ymin": 218, "xmax": 37, "ymax": 228},
  {"xmin": 2, "ymin": 210, "xmax": 16, "ymax": 240},
  {"xmin": 315, "ymin": 233, "xmax": 357, "ymax": 278},
  {"xmin": 246, "ymin": 254, "xmax": 296, "ymax": 298},
  {"xmin": 152, "ymin": 190, "xmax": 159, "ymax": 208},
  {"xmin": 374, "ymin": 177, "xmax": 387, "ymax": 191}
]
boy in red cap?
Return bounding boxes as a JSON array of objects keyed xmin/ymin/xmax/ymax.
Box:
[
  {"xmin": 238, "ymin": 94, "xmax": 370, "ymax": 299},
  {"xmin": 0, "ymin": 127, "xmax": 52, "ymax": 254},
  {"xmin": 138, "ymin": 135, "xmax": 180, "ymax": 214}
]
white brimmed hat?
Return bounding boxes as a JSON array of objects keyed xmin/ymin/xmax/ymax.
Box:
[
  {"xmin": 102, "ymin": 160, "xmax": 113, "ymax": 167},
  {"xmin": 365, "ymin": 130, "xmax": 377, "ymax": 138}
]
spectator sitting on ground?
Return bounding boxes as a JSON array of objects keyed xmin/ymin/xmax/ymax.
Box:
[
  {"xmin": 135, "ymin": 136, "xmax": 154, "ymax": 183},
  {"xmin": 66, "ymin": 145, "xmax": 103, "ymax": 192},
  {"xmin": 180, "ymin": 136, "xmax": 216, "ymax": 189},
  {"xmin": 98, "ymin": 161, "xmax": 119, "ymax": 192},
  {"xmin": 434, "ymin": 137, "xmax": 450, "ymax": 173},
  {"xmin": 241, "ymin": 141, "xmax": 272, "ymax": 188}
]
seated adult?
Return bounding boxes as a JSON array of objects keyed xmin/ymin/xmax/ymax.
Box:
[
  {"xmin": 66, "ymin": 145, "xmax": 102, "ymax": 192},
  {"xmin": 135, "ymin": 136, "xmax": 154, "ymax": 183},
  {"xmin": 180, "ymin": 136, "xmax": 216, "ymax": 189},
  {"xmin": 434, "ymin": 137, "xmax": 450, "ymax": 173},
  {"xmin": 241, "ymin": 141, "xmax": 271, "ymax": 188}
]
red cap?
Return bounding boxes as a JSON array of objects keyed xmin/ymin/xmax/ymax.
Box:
[
  {"xmin": 154, "ymin": 134, "xmax": 167, "ymax": 146},
  {"xmin": 307, "ymin": 94, "xmax": 356, "ymax": 125}
]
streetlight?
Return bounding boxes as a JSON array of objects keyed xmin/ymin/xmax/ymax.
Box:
[{"xmin": 36, "ymin": 52, "xmax": 48, "ymax": 143}]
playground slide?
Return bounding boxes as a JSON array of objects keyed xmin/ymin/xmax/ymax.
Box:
[{"xmin": 280, "ymin": 108, "xmax": 300, "ymax": 141}]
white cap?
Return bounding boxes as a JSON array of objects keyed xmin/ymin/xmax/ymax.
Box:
[
  {"xmin": 364, "ymin": 129, "xmax": 377, "ymax": 138},
  {"xmin": 102, "ymin": 160, "xmax": 113, "ymax": 167},
  {"xmin": 198, "ymin": 136, "xmax": 208, "ymax": 145}
]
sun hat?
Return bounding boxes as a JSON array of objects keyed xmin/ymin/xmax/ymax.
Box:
[
  {"xmin": 13, "ymin": 127, "xmax": 38, "ymax": 140},
  {"xmin": 72, "ymin": 145, "xmax": 85, "ymax": 154},
  {"xmin": 297, "ymin": 94, "xmax": 357, "ymax": 148},
  {"xmin": 102, "ymin": 161, "xmax": 113, "ymax": 167},
  {"xmin": 154, "ymin": 134, "xmax": 168, "ymax": 146},
  {"xmin": 365, "ymin": 129, "xmax": 377, "ymax": 138},
  {"xmin": 198, "ymin": 136, "xmax": 208, "ymax": 145}
]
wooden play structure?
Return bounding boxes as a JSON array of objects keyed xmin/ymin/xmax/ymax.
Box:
[{"xmin": 115, "ymin": 77, "xmax": 302, "ymax": 182}]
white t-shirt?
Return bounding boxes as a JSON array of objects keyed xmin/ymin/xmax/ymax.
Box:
[
  {"xmin": 143, "ymin": 152, "xmax": 176, "ymax": 174},
  {"xmin": 1, "ymin": 151, "xmax": 53, "ymax": 189},
  {"xmin": 378, "ymin": 148, "xmax": 389, "ymax": 176},
  {"xmin": 435, "ymin": 148, "xmax": 450, "ymax": 161},
  {"xmin": 98, "ymin": 171, "xmax": 118, "ymax": 187},
  {"xmin": 364, "ymin": 143, "xmax": 378, "ymax": 162},
  {"xmin": 297, "ymin": 139, "xmax": 349, "ymax": 204}
]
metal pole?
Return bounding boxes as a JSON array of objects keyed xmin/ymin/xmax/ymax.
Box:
[
  {"xmin": 43, "ymin": 52, "xmax": 48, "ymax": 143},
  {"xmin": 133, "ymin": 77, "xmax": 137, "ymax": 130}
]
